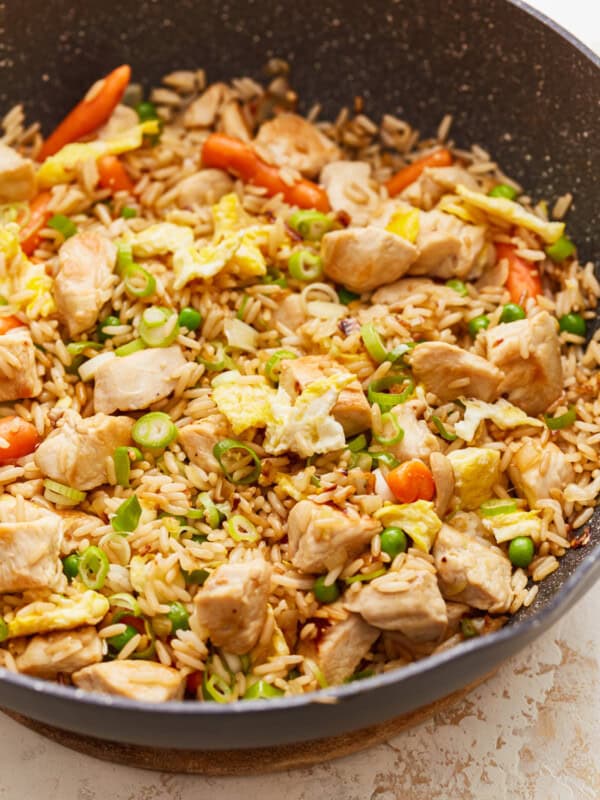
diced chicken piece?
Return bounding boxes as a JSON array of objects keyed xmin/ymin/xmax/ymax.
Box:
[
  {"xmin": 486, "ymin": 311, "xmax": 562, "ymax": 415},
  {"xmin": 54, "ymin": 231, "xmax": 116, "ymax": 337},
  {"xmin": 287, "ymin": 499, "xmax": 381, "ymax": 574},
  {"xmin": 320, "ymin": 160, "xmax": 379, "ymax": 225},
  {"xmin": 0, "ymin": 496, "xmax": 63, "ymax": 594},
  {"xmin": 184, "ymin": 82, "xmax": 231, "ymax": 128},
  {"xmin": 0, "ymin": 144, "xmax": 36, "ymax": 202},
  {"xmin": 194, "ymin": 560, "xmax": 272, "ymax": 654},
  {"xmin": 34, "ymin": 410, "xmax": 133, "ymax": 491},
  {"xmin": 97, "ymin": 104, "xmax": 139, "ymax": 139},
  {"xmin": 372, "ymin": 277, "xmax": 468, "ymax": 308},
  {"xmin": 410, "ymin": 341, "xmax": 503, "ymax": 403},
  {"xmin": 219, "ymin": 101, "xmax": 251, "ymax": 141},
  {"xmin": 272, "ymin": 292, "xmax": 308, "ymax": 332},
  {"xmin": 433, "ymin": 523, "xmax": 512, "ymax": 613},
  {"xmin": 15, "ymin": 626, "xmax": 103, "ymax": 678},
  {"xmin": 409, "ymin": 210, "xmax": 490, "ymax": 280},
  {"xmin": 508, "ymin": 438, "xmax": 574, "ymax": 508},
  {"xmin": 389, "ymin": 400, "xmax": 440, "ymax": 464},
  {"xmin": 402, "ymin": 165, "xmax": 479, "ymax": 210},
  {"xmin": 93, "ymin": 346, "xmax": 187, "ymax": 414},
  {"xmin": 346, "ymin": 555, "xmax": 448, "ymax": 642},
  {"xmin": 178, "ymin": 414, "xmax": 229, "ymax": 474},
  {"xmin": 322, "ymin": 227, "xmax": 418, "ymax": 293},
  {"xmin": 280, "ymin": 355, "xmax": 371, "ymax": 436},
  {"xmin": 254, "ymin": 113, "xmax": 341, "ymax": 178},
  {"xmin": 72, "ymin": 660, "xmax": 185, "ymax": 702},
  {"xmin": 304, "ymin": 613, "xmax": 379, "ymax": 685},
  {"xmin": 175, "ymin": 169, "xmax": 233, "ymax": 208},
  {"xmin": 0, "ymin": 328, "xmax": 41, "ymax": 401},
  {"xmin": 430, "ymin": 451, "xmax": 455, "ymax": 517}
]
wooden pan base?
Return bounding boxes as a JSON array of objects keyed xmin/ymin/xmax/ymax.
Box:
[{"xmin": 3, "ymin": 671, "xmax": 495, "ymax": 775}]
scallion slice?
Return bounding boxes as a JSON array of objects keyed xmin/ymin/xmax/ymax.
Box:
[
  {"xmin": 113, "ymin": 446, "xmax": 141, "ymax": 488},
  {"xmin": 432, "ymin": 415, "xmax": 458, "ymax": 442},
  {"xmin": 139, "ymin": 306, "xmax": 180, "ymax": 347},
  {"xmin": 132, "ymin": 412, "xmax": 177, "ymax": 449},
  {"xmin": 197, "ymin": 342, "xmax": 236, "ymax": 372},
  {"xmin": 114, "ymin": 338, "xmax": 146, "ymax": 357},
  {"xmin": 192, "ymin": 492, "xmax": 227, "ymax": 529},
  {"xmin": 48, "ymin": 214, "xmax": 77, "ymax": 239},
  {"xmin": 367, "ymin": 374, "xmax": 415, "ymax": 412},
  {"xmin": 337, "ymin": 286, "xmax": 360, "ymax": 305},
  {"xmin": 203, "ymin": 673, "xmax": 232, "ymax": 703},
  {"xmin": 265, "ymin": 349, "xmax": 297, "ymax": 384},
  {"xmin": 480, "ymin": 499, "xmax": 518, "ymax": 517},
  {"xmin": 288, "ymin": 250, "xmax": 324, "ymax": 281},
  {"xmin": 360, "ymin": 323, "xmax": 388, "ymax": 363},
  {"xmin": 0, "ymin": 618, "xmax": 8, "ymax": 643},
  {"xmin": 123, "ymin": 264, "xmax": 156, "ymax": 298},
  {"xmin": 288, "ymin": 210, "xmax": 333, "ymax": 240},
  {"xmin": 66, "ymin": 341, "xmax": 102, "ymax": 357},
  {"xmin": 373, "ymin": 412, "xmax": 404, "ymax": 446},
  {"xmin": 544, "ymin": 406, "xmax": 576, "ymax": 430},
  {"xmin": 369, "ymin": 451, "xmax": 400, "ymax": 469},
  {"xmin": 109, "ymin": 592, "xmax": 141, "ymax": 617},
  {"xmin": 78, "ymin": 545, "xmax": 110, "ymax": 590},
  {"xmin": 111, "ymin": 494, "xmax": 142, "ymax": 533},
  {"xmin": 117, "ymin": 242, "xmax": 134, "ymax": 271},
  {"xmin": 347, "ymin": 433, "xmax": 368, "ymax": 453},
  {"xmin": 43, "ymin": 479, "xmax": 86, "ymax": 507},
  {"xmin": 344, "ymin": 567, "xmax": 387, "ymax": 584},
  {"xmin": 225, "ymin": 514, "xmax": 259, "ymax": 543},
  {"xmin": 213, "ymin": 439, "xmax": 261, "ymax": 484}
]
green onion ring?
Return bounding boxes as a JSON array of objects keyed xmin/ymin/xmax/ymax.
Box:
[
  {"xmin": 265, "ymin": 349, "xmax": 297, "ymax": 383},
  {"xmin": 132, "ymin": 412, "xmax": 178, "ymax": 449},
  {"xmin": 78, "ymin": 545, "xmax": 110, "ymax": 590},
  {"xmin": 213, "ymin": 439, "xmax": 262, "ymax": 485},
  {"xmin": 544, "ymin": 406, "xmax": 576, "ymax": 430},
  {"xmin": 431, "ymin": 415, "xmax": 458, "ymax": 442},
  {"xmin": 480, "ymin": 499, "xmax": 518, "ymax": 517},
  {"xmin": 367, "ymin": 374, "xmax": 415, "ymax": 412},
  {"xmin": 373, "ymin": 412, "xmax": 404, "ymax": 446}
]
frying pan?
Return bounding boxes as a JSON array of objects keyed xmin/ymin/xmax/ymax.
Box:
[{"xmin": 0, "ymin": 0, "xmax": 598, "ymax": 754}]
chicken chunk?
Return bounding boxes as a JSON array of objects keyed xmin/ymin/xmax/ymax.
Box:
[
  {"xmin": 430, "ymin": 451, "xmax": 455, "ymax": 517},
  {"xmin": 15, "ymin": 627, "xmax": 103, "ymax": 678},
  {"xmin": 372, "ymin": 277, "xmax": 468, "ymax": 309},
  {"xmin": 389, "ymin": 400, "xmax": 440, "ymax": 464},
  {"xmin": 177, "ymin": 415, "xmax": 229, "ymax": 474},
  {"xmin": 322, "ymin": 227, "xmax": 418, "ymax": 293},
  {"xmin": 175, "ymin": 169, "xmax": 233, "ymax": 208},
  {"xmin": 346, "ymin": 555, "xmax": 448, "ymax": 642},
  {"xmin": 303, "ymin": 613, "xmax": 379, "ymax": 685},
  {"xmin": 254, "ymin": 113, "xmax": 341, "ymax": 178},
  {"xmin": 433, "ymin": 523, "xmax": 512, "ymax": 613},
  {"xmin": 0, "ymin": 327, "xmax": 41, "ymax": 401},
  {"xmin": 401, "ymin": 165, "xmax": 479, "ymax": 210},
  {"xmin": 97, "ymin": 104, "xmax": 139, "ymax": 139},
  {"xmin": 219, "ymin": 101, "xmax": 251, "ymax": 141},
  {"xmin": 93, "ymin": 346, "xmax": 187, "ymax": 414},
  {"xmin": 272, "ymin": 292, "xmax": 308, "ymax": 332},
  {"xmin": 409, "ymin": 210, "xmax": 490, "ymax": 280},
  {"xmin": 54, "ymin": 232, "xmax": 116, "ymax": 337},
  {"xmin": 410, "ymin": 341, "xmax": 503, "ymax": 403},
  {"xmin": 194, "ymin": 560, "xmax": 272, "ymax": 654},
  {"xmin": 0, "ymin": 496, "xmax": 63, "ymax": 594},
  {"xmin": 34, "ymin": 410, "xmax": 133, "ymax": 491},
  {"xmin": 320, "ymin": 160, "xmax": 379, "ymax": 225},
  {"xmin": 0, "ymin": 144, "xmax": 36, "ymax": 202},
  {"xmin": 279, "ymin": 355, "xmax": 371, "ymax": 436},
  {"xmin": 184, "ymin": 82, "xmax": 231, "ymax": 128},
  {"xmin": 72, "ymin": 660, "xmax": 185, "ymax": 702},
  {"xmin": 287, "ymin": 500, "xmax": 381, "ymax": 574},
  {"xmin": 486, "ymin": 311, "xmax": 562, "ymax": 415},
  {"xmin": 508, "ymin": 438, "xmax": 574, "ymax": 508}
]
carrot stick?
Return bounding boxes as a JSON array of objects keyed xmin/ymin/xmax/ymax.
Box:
[
  {"xmin": 0, "ymin": 417, "xmax": 40, "ymax": 464},
  {"xmin": 386, "ymin": 148, "xmax": 453, "ymax": 197},
  {"xmin": 38, "ymin": 65, "xmax": 131, "ymax": 160},
  {"xmin": 201, "ymin": 133, "xmax": 330, "ymax": 212},
  {"xmin": 19, "ymin": 191, "xmax": 53, "ymax": 256},
  {"xmin": 496, "ymin": 243, "xmax": 542, "ymax": 304},
  {"xmin": 97, "ymin": 155, "xmax": 135, "ymax": 193},
  {"xmin": 0, "ymin": 316, "xmax": 24, "ymax": 335}
]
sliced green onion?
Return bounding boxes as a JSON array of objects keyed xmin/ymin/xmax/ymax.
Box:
[
  {"xmin": 109, "ymin": 592, "xmax": 141, "ymax": 617},
  {"xmin": 349, "ymin": 452, "xmax": 373, "ymax": 471},
  {"xmin": 117, "ymin": 242, "xmax": 134, "ymax": 271},
  {"xmin": 347, "ymin": 433, "xmax": 368, "ymax": 453},
  {"xmin": 123, "ymin": 264, "xmax": 156, "ymax": 298},
  {"xmin": 43, "ymin": 479, "xmax": 86, "ymax": 507},
  {"xmin": 182, "ymin": 568, "xmax": 210, "ymax": 586},
  {"xmin": 488, "ymin": 184, "xmax": 518, "ymax": 200},
  {"xmin": 113, "ymin": 446, "xmax": 141, "ymax": 488},
  {"xmin": 197, "ymin": 342, "xmax": 236, "ymax": 373},
  {"xmin": 480, "ymin": 498, "xmax": 518, "ymax": 517},
  {"xmin": 111, "ymin": 494, "xmax": 142, "ymax": 533},
  {"xmin": 304, "ymin": 658, "xmax": 328, "ymax": 689},
  {"xmin": 139, "ymin": 306, "xmax": 180, "ymax": 347},
  {"xmin": 98, "ymin": 315, "xmax": 121, "ymax": 342},
  {"xmin": 0, "ymin": 618, "xmax": 9, "ymax": 643},
  {"xmin": 445, "ymin": 278, "xmax": 468, "ymax": 297},
  {"xmin": 373, "ymin": 412, "xmax": 404, "ymax": 446},
  {"xmin": 48, "ymin": 214, "xmax": 77, "ymax": 239},
  {"xmin": 345, "ymin": 668, "xmax": 375, "ymax": 683},
  {"xmin": 460, "ymin": 618, "xmax": 480, "ymax": 638},
  {"xmin": 114, "ymin": 338, "xmax": 146, "ymax": 357},
  {"xmin": 121, "ymin": 206, "xmax": 137, "ymax": 219},
  {"xmin": 545, "ymin": 235, "xmax": 576, "ymax": 263},
  {"xmin": 66, "ymin": 341, "xmax": 102, "ymax": 357},
  {"xmin": 368, "ymin": 451, "xmax": 400, "ymax": 469},
  {"xmin": 367, "ymin": 374, "xmax": 415, "ymax": 412},
  {"xmin": 225, "ymin": 514, "xmax": 259, "ymax": 543},
  {"xmin": 544, "ymin": 406, "xmax": 576, "ymax": 430},
  {"xmin": 265, "ymin": 349, "xmax": 297, "ymax": 384},
  {"xmin": 243, "ymin": 680, "xmax": 284, "ymax": 700},
  {"xmin": 288, "ymin": 250, "xmax": 324, "ymax": 281},
  {"xmin": 203, "ymin": 673, "xmax": 232, "ymax": 703},
  {"xmin": 129, "ymin": 617, "xmax": 156, "ymax": 660},
  {"xmin": 193, "ymin": 492, "xmax": 226, "ymax": 529},
  {"xmin": 337, "ymin": 286, "xmax": 360, "ymax": 305},
  {"xmin": 78, "ymin": 546, "xmax": 110, "ymax": 590},
  {"xmin": 360, "ymin": 323, "xmax": 388, "ymax": 363},
  {"xmin": 132, "ymin": 412, "xmax": 178, "ymax": 449},
  {"xmin": 344, "ymin": 567, "xmax": 387, "ymax": 584},
  {"xmin": 432, "ymin": 415, "xmax": 458, "ymax": 442},
  {"xmin": 213, "ymin": 439, "xmax": 261, "ymax": 484},
  {"xmin": 167, "ymin": 601, "xmax": 190, "ymax": 633},
  {"xmin": 386, "ymin": 342, "xmax": 415, "ymax": 364},
  {"xmin": 288, "ymin": 210, "xmax": 333, "ymax": 240},
  {"xmin": 236, "ymin": 294, "xmax": 250, "ymax": 321},
  {"xmin": 261, "ymin": 268, "xmax": 287, "ymax": 288}
]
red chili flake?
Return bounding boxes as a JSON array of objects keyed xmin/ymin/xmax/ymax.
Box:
[{"xmin": 570, "ymin": 526, "xmax": 591, "ymax": 549}]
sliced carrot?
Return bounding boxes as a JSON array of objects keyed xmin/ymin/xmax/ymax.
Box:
[
  {"xmin": 38, "ymin": 65, "xmax": 131, "ymax": 160},
  {"xmin": 0, "ymin": 417, "xmax": 40, "ymax": 464},
  {"xmin": 97, "ymin": 155, "xmax": 135, "ymax": 193},
  {"xmin": 386, "ymin": 147, "xmax": 453, "ymax": 197},
  {"xmin": 496, "ymin": 242, "xmax": 542, "ymax": 305},
  {"xmin": 386, "ymin": 460, "xmax": 435, "ymax": 504},
  {"xmin": 0, "ymin": 316, "xmax": 24, "ymax": 335},
  {"xmin": 201, "ymin": 133, "xmax": 330, "ymax": 212},
  {"xmin": 19, "ymin": 191, "xmax": 53, "ymax": 256}
]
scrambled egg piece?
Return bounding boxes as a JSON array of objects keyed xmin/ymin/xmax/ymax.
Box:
[
  {"xmin": 6, "ymin": 591, "xmax": 109, "ymax": 639},
  {"xmin": 0, "ymin": 223, "xmax": 55, "ymax": 317},
  {"xmin": 455, "ymin": 398, "xmax": 544, "ymax": 442},
  {"xmin": 131, "ymin": 222, "xmax": 194, "ymax": 258},
  {"xmin": 274, "ymin": 468, "xmax": 317, "ymax": 501},
  {"xmin": 481, "ymin": 509, "xmax": 542, "ymax": 544},
  {"xmin": 386, "ymin": 208, "xmax": 420, "ymax": 243},
  {"xmin": 129, "ymin": 555, "xmax": 151, "ymax": 593},
  {"xmin": 374, "ymin": 500, "xmax": 442, "ymax": 553},
  {"xmin": 212, "ymin": 372, "xmax": 275, "ymax": 435},
  {"xmin": 447, "ymin": 447, "xmax": 501, "ymax": 510}
]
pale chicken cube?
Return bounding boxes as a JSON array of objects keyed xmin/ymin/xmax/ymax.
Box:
[
  {"xmin": 320, "ymin": 160, "xmax": 379, "ymax": 225},
  {"xmin": 254, "ymin": 113, "xmax": 341, "ymax": 178},
  {"xmin": 97, "ymin": 104, "xmax": 139, "ymax": 139},
  {"xmin": 433, "ymin": 523, "xmax": 512, "ymax": 613},
  {"xmin": 372, "ymin": 277, "xmax": 468, "ymax": 308},
  {"xmin": 410, "ymin": 341, "xmax": 503, "ymax": 403},
  {"xmin": 177, "ymin": 415, "xmax": 229, "ymax": 474},
  {"xmin": 184, "ymin": 82, "xmax": 231, "ymax": 128},
  {"xmin": 219, "ymin": 101, "xmax": 251, "ymax": 141},
  {"xmin": 34, "ymin": 410, "xmax": 133, "ymax": 491},
  {"xmin": 346, "ymin": 555, "xmax": 448, "ymax": 642},
  {"xmin": 194, "ymin": 560, "xmax": 272, "ymax": 654},
  {"xmin": 486, "ymin": 311, "xmax": 562, "ymax": 415},
  {"xmin": 72, "ymin": 660, "xmax": 185, "ymax": 702},
  {"xmin": 322, "ymin": 227, "xmax": 418, "ymax": 293},
  {"xmin": 0, "ymin": 496, "xmax": 63, "ymax": 594},
  {"xmin": 175, "ymin": 169, "xmax": 233, "ymax": 208},
  {"xmin": 303, "ymin": 613, "xmax": 379, "ymax": 685},
  {"xmin": 287, "ymin": 499, "xmax": 381, "ymax": 574},
  {"xmin": 0, "ymin": 144, "xmax": 36, "ymax": 202},
  {"xmin": 508, "ymin": 438, "xmax": 574, "ymax": 508},
  {"xmin": 272, "ymin": 292, "xmax": 308, "ymax": 332},
  {"xmin": 401, "ymin": 165, "xmax": 479, "ymax": 210},
  {"xmin": 93, "ymin": 346, "xmax": 187, "ymax": 414},
  {"xmin": 389, "ymin": 400, "xmax": 440, "ymax": 464},
  {"xmin": 15, "ymin": 626, "xmax": 103, "ymax": 678},
  {"xmin": 279, "ymin": 355, "xmax": 371, "ymax": 436},
  {"xmin": 54, "ymin": 232, "xmax": 116, "ymax": 337},
  {"xmin": 409, "ymin": 210, "xmax": 490, "ymax": 280},
  {"xmin": 0, "ymin": 327, "xmax": 41, "ymax": 401}
]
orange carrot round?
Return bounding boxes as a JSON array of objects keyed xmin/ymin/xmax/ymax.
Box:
[
  {"xmin": 0, "ymin": 316, "xmax": 24, "ymax": 335},
  {"xmin": 386, "ymin": 148, "xmax": 453, "ymax": 197},
  {"xmin": 386, "ymin": 460, "xmax": 435, "ymax": 504},
  {"xmin": 19, "ymin": 191, "xmax": 53, "ymax": 256},
  {"xmin": 496, "ymin": 243, "xmax": 542, "ymax": 304},
  {"xmin": 0, "ymin": 416, "xmax": 40, "ymax": 464},
  {"xmin": 97, "ymin": 155, "xmax": 135, "ymax": 193},
  {"xmin": 38, "ymin": 65, "xmax": 131, "ymax": 160}
]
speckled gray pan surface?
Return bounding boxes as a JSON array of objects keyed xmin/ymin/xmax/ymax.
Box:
[{"xmin": 0, "ymin": 0, "xmax": 598, "ymax": 752}]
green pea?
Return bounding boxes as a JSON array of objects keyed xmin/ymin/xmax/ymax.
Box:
[
  {"xmin": 97, "ymin": 315, "xmax": 120, "ymax": 342},
  {"xmin": 558, "ymin": 313, "xmax": 586, "ymax": 337},
  {"xmin": 107, "ymin": 624, "xmax": 138, "ymax": 652},
  {"xmin": 380, "ymin": 526, "xmax": 408, "ymax": 558},
  {"xmin": 135, "ymin": 101, "xmax": 159, "ymax": 122},
  {"xmin": 167, "ymin": 601, "xmax": 190, "ymax": 632},
  {"xmin": 468, "ymin": 315, "xmax": 490, "ymax": 338},
  {"xmin": 313, "ymin": 575, "xmax": 341, "ymax": 604},
  {"xmin": 488, "ymin": 184, "xmax": 518, "ymax": 200},
  {"xmin": 178, "ymin": 307, "xmax": 202, "ymax": 332},
  {"xmin": 0, "ymin": 618, "xmax": 9, "ymax": 642},
  {"xmin": 121, "ymin": 206, "xmax": 137, "ymax": 219},
  {"xmin": 182, "ymin": 568, "xmax": 209, "ymax": 586},
  {"xmin": 545, "ymin": 235, "xmax": 576, "ymax": 263},
  {"xmin": 500, "ymin": 303, "xmax": 526, "ymax": 323},
  {"xmin": 337, "ymin": 286, "xmax": 360, "ymax": 305},
  {"xmin": 460, "ymin": 619, "xmax": 480, "ymax": 638},
  {"xmin": 62, "ymin": 553, "xmax": 81, "ymax": 581},
  {"xmin": 445, "ymin": 279, "xmax": 468, "ymax": 297},
  {"xmin": 243, "ymin": 679, "xmax": 284, "ymax": 699},
  {"xmin": 508, "ymin": 536, "xmax": 535, "ymax": 568}
]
